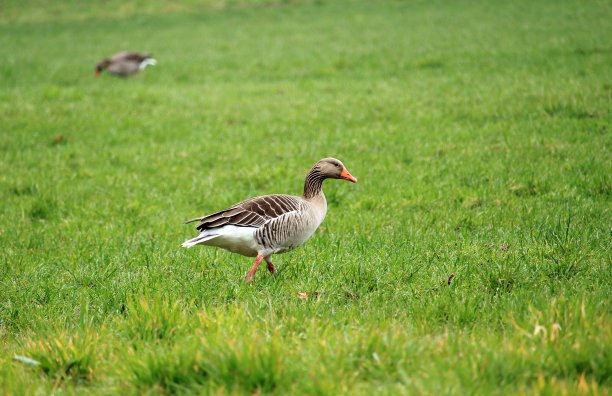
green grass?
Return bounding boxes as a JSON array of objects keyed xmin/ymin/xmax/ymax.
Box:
[{"xmin": 1, "ymin": 0, "xmax": 610, "ymax": 393}]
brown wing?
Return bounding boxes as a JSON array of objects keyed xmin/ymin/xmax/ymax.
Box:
[
  {"xmin": 186, "ymin": 194, "xmax": 302, "ymax": 232},
  {"xmin": 112, "ymin": 52, "xmax": 150, "ymax": 62}
]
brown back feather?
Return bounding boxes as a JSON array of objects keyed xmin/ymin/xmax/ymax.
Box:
[
  {"xmin": 110, "ymin": 52, "xmax": 150, "ymax": 63},
  {"xmin": 189, "ymin": 194, "xmax": 302, "ymax": 232}
]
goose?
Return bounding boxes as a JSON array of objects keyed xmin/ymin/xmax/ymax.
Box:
[
  {"xmin": 182, "ymin": 158, "xmax": 358, "ymax": 281},
  {"xmin": 94, "ymin": 52, "xmax": 156, "ymax": 77}
]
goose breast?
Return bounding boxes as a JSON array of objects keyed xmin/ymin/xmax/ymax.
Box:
[{"xmin": 255, "ymin": 196, "xmax": 327, "ymax": 254}]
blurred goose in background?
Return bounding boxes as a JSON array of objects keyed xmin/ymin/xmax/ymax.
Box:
[
  {"xmin": 182, "ymin": 158, "xmax": 358, "ymax": 281},
  {"xmin": 95, "ymin": 51, "xmax": 156, "ymax": 77}
]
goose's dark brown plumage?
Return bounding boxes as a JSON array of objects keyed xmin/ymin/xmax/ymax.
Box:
[
  {"xmin": 182, "ymin": 158, "xmax": 357, "ymax": 281},
  {"xmin": 185, "ymin": 194, "xmax": 302, "ymax": 230}
]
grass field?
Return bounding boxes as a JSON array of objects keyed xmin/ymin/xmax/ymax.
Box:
[{"xmin": 1, "ymin": 0, "xmax": 610, "ymax": 394}]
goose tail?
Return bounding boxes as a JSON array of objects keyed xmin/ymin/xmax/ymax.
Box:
[
  {"xmin": 181, "ymin": 233, "xmax": 219, "ymax": 248},
  {"xmin": 139, "ymin": 58, "xmax": 157, "ymax": 70}
]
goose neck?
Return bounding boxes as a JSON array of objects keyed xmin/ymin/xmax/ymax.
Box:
[{"xmin": 303, "ymin": 168, "xmax": 325, "ymax": 199}]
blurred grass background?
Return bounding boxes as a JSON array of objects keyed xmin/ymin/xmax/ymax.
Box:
[{"xmin": 0, "ymin": 0, "xmax": 610, "ymax": 394}]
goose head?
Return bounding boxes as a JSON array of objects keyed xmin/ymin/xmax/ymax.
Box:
[
  {"xmin": 315, "ymin": 158, "xmax": 358, "ymax": 183},
  {"xmin": 95, "ymin": 59, "xmax": 111, "ymax": 77}
]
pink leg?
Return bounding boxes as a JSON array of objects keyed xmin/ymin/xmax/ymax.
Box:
[
  {"xmin": 245, "ymin": 254, "xmax": 264, "ymax": 281},
  {"xmin": 265, "ymin": 257, "xmax": 275, "ymax": 274}
]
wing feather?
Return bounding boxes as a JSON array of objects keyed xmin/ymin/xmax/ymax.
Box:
[{"xmin": 190, "ymin": 194, "xmax": 303, "ymax": 232}]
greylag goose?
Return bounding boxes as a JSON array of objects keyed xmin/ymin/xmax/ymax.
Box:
[
  {"xmin": 182, "ymin": 158, "xmax": 358, "ymax": 281},
  {"xmin": 95, "ymin": 52, "xmax": 156, "ymax": 77}
]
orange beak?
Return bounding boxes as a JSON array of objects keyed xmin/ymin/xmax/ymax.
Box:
[
  {"xmin": 340, "ymin": 167, "xmax": 358, "ymax": 183},
  {"xmin": 95, "ymin": 70, "xmax": 101, "ymax": 78}
]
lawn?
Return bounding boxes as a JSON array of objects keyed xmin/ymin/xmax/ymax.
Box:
[{"xmin": 0, "ymin": 0, "xmax": 610, "ymax": 394}]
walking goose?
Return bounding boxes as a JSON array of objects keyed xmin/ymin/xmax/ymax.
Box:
[
  {"xmin": 182, "ymin": 158, "xmax": 358, "ymax": 281},
  {"xmin": 95, "ymin": 52, "xmax": 156, "ymax": 77}
]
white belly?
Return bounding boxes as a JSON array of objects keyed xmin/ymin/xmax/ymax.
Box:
[{"xmin": 203, "ymin": 226, "xmax": 259, "ymax": 257}]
